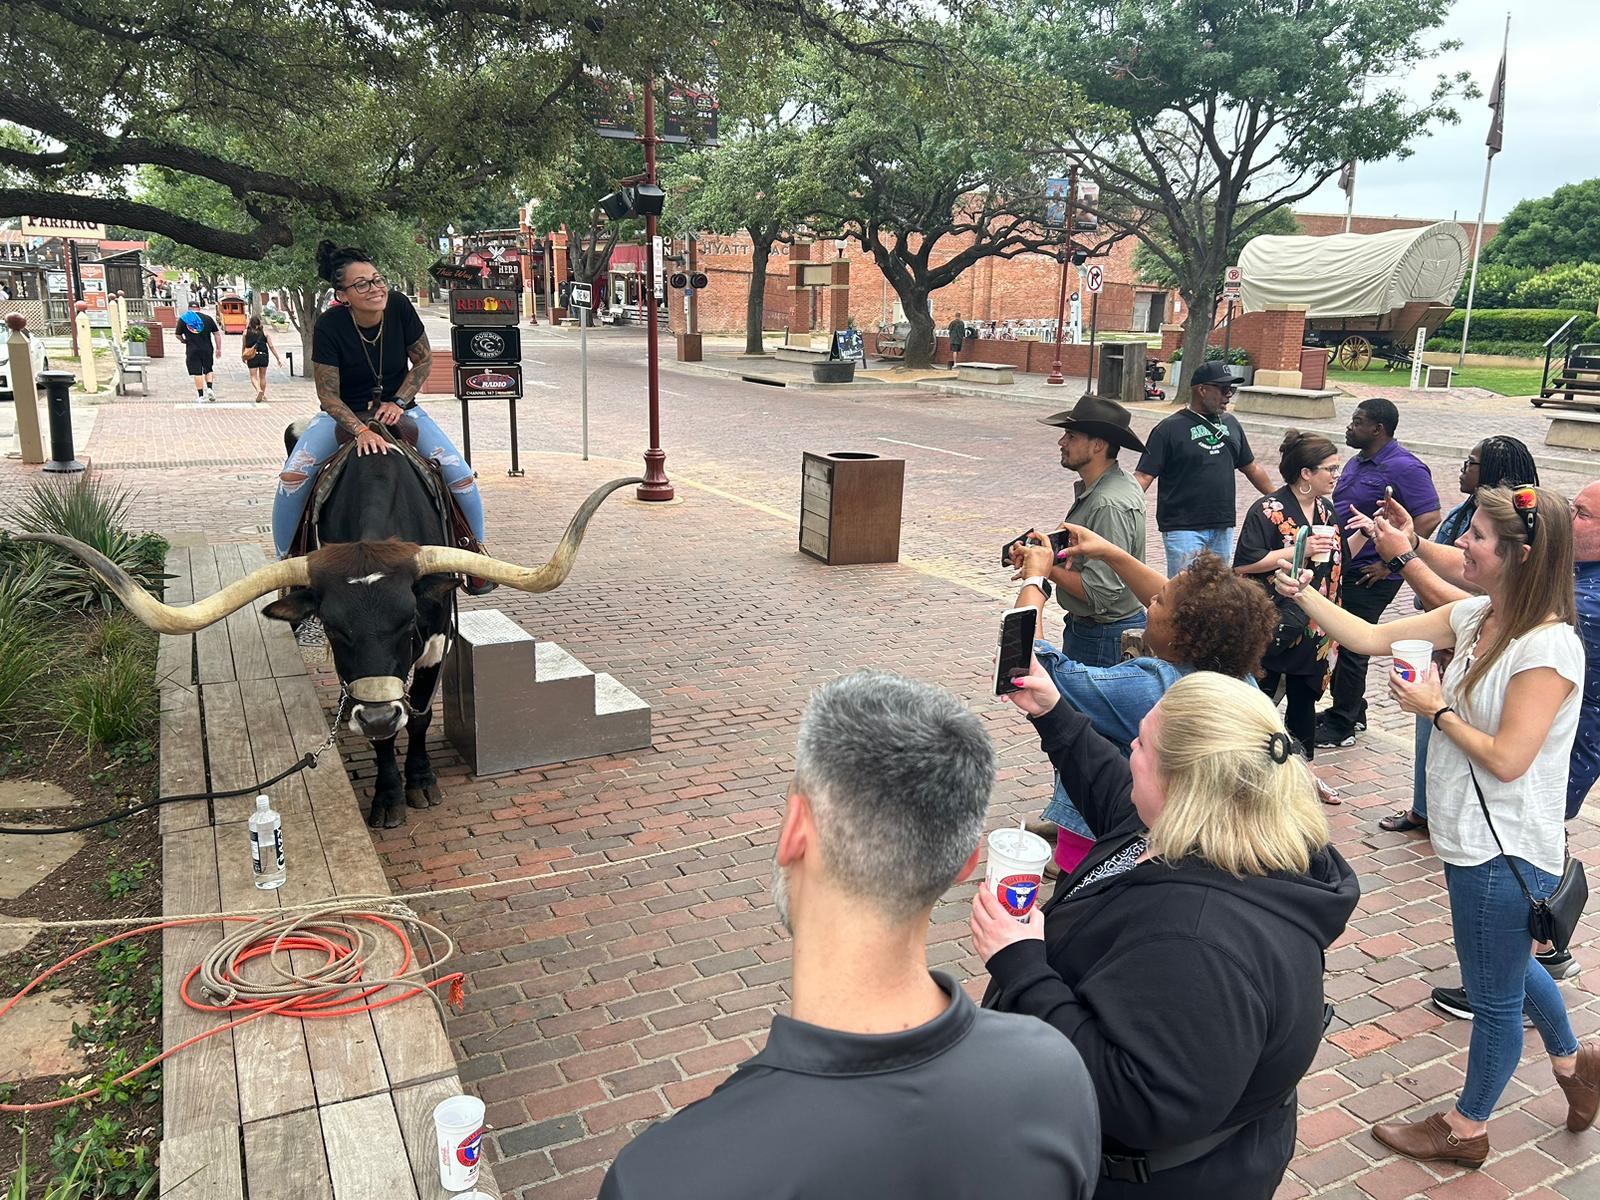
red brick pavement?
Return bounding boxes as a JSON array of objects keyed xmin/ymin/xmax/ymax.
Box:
[{"xmin": 13, "ymin": 317, "xmax": 1600, "ymax": 1199}]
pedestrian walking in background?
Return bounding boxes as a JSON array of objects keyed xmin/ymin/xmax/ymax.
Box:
[
  {"xmin": 1234, "ymin": 431, "xmax": 1345, "ymax": 790},
  {"xmin": 1319, "ymin": 398, "xmax": 1441, "ymax": 748},
  {"xmin": 175, "ymin": 306, "xmax": 222, "ymax": 402},
  {"xmin": 1276, "ymin": 486, "xmax": 1598, "ymax": 1168},
  {"xmin": 1135, "ymin": 359, "xmax": 1274, "ymax": 574},
  {"xmin": 946, "ymin": 312, "xmax": 967, "ymax": 368},
  {"xmin": 241, "ymin": 315, "xmax": 282, "ymax": 405}
]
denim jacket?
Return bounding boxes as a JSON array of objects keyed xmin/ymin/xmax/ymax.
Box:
[{"xmin": 1035, "ymin": 641, "xmax": 1189, "ymax": 834}]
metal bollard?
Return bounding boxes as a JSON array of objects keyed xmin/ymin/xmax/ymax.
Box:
[
  {"xmin": 37, "ymin": 370, "xmax": 84, "ymax": 473},
  {"xmin": 285, "ymin": 349, "xmax": 296, "ymax": 376}
]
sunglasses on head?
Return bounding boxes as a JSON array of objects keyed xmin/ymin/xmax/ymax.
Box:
[{"xmin": 1512, "ymin": 485, "xmax": 1538, "ymax": 545}]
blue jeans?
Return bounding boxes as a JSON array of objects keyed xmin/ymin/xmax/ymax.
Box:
[
  {"xmin": 1161, "ymin": 527, "xmax": 1234, "ymax": 576},
  {"xmin": 1412, "ymin": 717, "xmax": 1431, "ymax": 821},
  {"xmin": 272, "ymin": 409, "xmax": 485, "ymax": 558},
  {"xmin": 1062, "ymin": 612, "xmax": 1147, "ymax": 669},
  {"xmin": 1445, "ymin": 856, "xmax": 1579, "ymax": 1121}
]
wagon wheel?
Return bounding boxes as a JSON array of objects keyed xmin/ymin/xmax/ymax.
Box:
[{"xmin": 1335, "ymin": 336, "xmax": 1373, "ymax": 371}]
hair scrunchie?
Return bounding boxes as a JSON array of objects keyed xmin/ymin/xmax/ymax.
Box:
[{"xmin": 1266, "ymin": 732, "xmax": 1292, "ymax": 764}]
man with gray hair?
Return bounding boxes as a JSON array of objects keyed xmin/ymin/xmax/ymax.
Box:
[{"xmin": 600, "ymin": 671, "xmax": 1100, "ymax": 1200}]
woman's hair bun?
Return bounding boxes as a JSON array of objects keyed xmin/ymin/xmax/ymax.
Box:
[
  {"xmin": 314, "ymin": 240, "xmax": 372, "ymax": 285},
  {"xmin": 1278, "ymin": 428, "xmax": 1307, "ymax": 452}
]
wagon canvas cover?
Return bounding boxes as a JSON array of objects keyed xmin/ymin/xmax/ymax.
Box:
[{"xmin": 1237, "ymin": 222, "xmax": 1470, "ymax": 319}]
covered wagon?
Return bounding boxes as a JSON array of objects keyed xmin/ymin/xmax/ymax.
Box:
[{"xmin": 1238, "ymin": 222, "xmax": 1471, "ymax": 371}]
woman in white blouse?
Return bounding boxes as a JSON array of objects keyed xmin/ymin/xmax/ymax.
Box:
[{"xmin": 1276, "ymin": 485, "xmax": 1596, "ymax": 1168}]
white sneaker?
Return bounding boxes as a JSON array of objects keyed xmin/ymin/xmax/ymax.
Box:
[{"xmin": 204, "ymin": 387, "xmax": 216, "ymax": 403}]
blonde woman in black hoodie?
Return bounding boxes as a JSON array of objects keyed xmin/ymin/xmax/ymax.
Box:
[{"xmin": 972, "ymin": 668, "xmax": 1358, "ymax": 1200}]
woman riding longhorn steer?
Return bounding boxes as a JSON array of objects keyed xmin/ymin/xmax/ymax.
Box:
[
  {"xmin": 271, "ymin": 241, "xmax": 486, "ymax": 569},
  {"xmin": 20, "ymin": 477, "xmax": 638, "ymax": 829}
]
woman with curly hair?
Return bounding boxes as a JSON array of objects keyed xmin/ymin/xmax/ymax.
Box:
[
  {"xmin": 1234, "ymin": 431, "xmax": 1343, "ymax": 779},
  {"xmin": 1012, "ymin": 531, "xmax": 1277, "ymax": 873}
]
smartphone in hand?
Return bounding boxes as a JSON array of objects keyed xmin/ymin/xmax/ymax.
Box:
[
  {"xmin": 993, "ymin": 607, "xmax": 1039, "ymax": 695},
  {"xmin": 1290, "ymin": 525, "xmax": 1310, "ymax": 576},
  {"xmin": 1001, "ymin": 529, "xmax": 1070, "ymax": 567}
]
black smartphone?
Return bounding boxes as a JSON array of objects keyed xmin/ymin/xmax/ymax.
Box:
[
  {"xmin": 993, "ymin": 607, "xmax": 1039, "ymax": 695},
  {"xmin": 1001, "ymin": 529, "xmax": 1071, "ymax": 567}
]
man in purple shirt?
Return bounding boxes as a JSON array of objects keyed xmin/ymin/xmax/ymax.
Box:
[{"xmin": 1319, "ymin": 399, "xmax": 1441, "ymax": 747}]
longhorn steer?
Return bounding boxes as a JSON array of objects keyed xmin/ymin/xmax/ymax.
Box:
[{"xmin": 24, "ymin": 458, "xmax": 641, "ymax": 829}]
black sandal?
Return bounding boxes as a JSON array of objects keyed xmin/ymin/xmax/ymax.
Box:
[{"xmin": 1379, "ymin": 810, "xmax": 1428, "ymax": 833}]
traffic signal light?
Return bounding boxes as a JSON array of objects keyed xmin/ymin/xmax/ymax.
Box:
[
  {"xmin": 690, "ymin": 272, "xmax": 708, "ymax": 289},
  {"xmin": 669, "ymin": 271, "xmax": 688, "ymax": 289}
]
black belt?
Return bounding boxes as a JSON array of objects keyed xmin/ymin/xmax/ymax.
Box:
[{"xmin": 1100, "ymin": 1089, "xmax": 1296, "ymax": 1184}]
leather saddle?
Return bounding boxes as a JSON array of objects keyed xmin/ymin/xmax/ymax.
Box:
[{"xmin": 285, "ymin": 418, "xmax": 479, "ymax": 560}]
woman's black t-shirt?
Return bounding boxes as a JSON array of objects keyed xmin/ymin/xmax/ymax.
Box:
[{"xmin": 311, "ymin": 292, "xmax": 427, "ymax": 412}]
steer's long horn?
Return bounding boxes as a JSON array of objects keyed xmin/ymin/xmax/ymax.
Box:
[
  {"xmin": 413, "ymin": 477, "xmax": 644, "ymax": 592},
  {"xmin": 16, "ymin": 533, "xmax": 310, "ymax": 633}
]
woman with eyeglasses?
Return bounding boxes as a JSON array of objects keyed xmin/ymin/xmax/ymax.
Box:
[
  {"xmin": 269, "ymin": 240, "xmax": 486, "ymax": 561},
  {"xmin": 1232, "ymin": 431, "xmax": 1344, "ymax": 790},
  {"xmin": 1275, "ymin": 485, "xmax": 1598, "ymax": 1167}
]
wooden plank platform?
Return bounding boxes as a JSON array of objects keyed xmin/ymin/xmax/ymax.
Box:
[{"xmin": 158, "ymin": 542, "xmax": 495, "ymax": 1199}]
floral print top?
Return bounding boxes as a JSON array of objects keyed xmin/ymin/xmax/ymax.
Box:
[{"xmin": 1234, "ymin": 487, "xmax": 1342, "ymax": 676}]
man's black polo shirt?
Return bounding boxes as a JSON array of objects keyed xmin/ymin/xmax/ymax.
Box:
[{"xmin": 598, "ymin": 971, "xmax": 1099, "ymax": 1199}]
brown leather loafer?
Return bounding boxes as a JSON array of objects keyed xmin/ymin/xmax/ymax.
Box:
[
  {"xmin": 1558, "ymin": 1042, "xmax": 1600, "ymax": 1132},
  {"xmin": 1372, "ymin": 1112, "xmax": 1488, "ymax": 1169}
]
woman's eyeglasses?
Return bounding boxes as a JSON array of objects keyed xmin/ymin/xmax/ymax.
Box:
[
  {"xmin": 1512, "ymin": 485, "xmax": 1538, "ymax": 545},
  {"xmin": 1462, "ymin": 456, "xmax": 1480, "ymax": 468},
  {"xmin": 340, "ymin": 275, "xmax": 388, "ymax": 295}
]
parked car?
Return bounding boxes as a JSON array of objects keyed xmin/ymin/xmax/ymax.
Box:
[{"xmin": 0, "ymin": 331, "xmax": 47, "ymax": 402}]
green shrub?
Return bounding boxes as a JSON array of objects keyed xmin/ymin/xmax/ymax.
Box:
[
  {"xmin": 1, "ymin": 477, "xmax": 168, "ymax": 611},
  {"xmin": 1424, "ymin": 337, "xmax": 1547, "ymax": 358},
  {"xmin": 1582, "ymin": 319, "xmax": 1600, "ymax": 344},
  {"xmin": 1432, "ymin": 308, "xmax": 1590, "ymax": 344},
  {"xmin": 1509, "ymin": 263, "xmax": 1600, "ymax": 311},
  {"xmin": 52, "ymin": 647, "xmax": 156, "ymax": 756},
  {"xmin": 124, "ymin": 324, "xmax": 150, "ymax": 344},
  {"xmin": 1452, "ymin": 263, "xmax": 1536, "ymax": 308}
]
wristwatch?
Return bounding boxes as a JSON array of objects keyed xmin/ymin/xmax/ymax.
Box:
[
  {"xmin": 397, "ymin": 397, "xmax": 417, "ymax": 411},
  {"xmin": 1384, "ymin": 549, "xmax": 1419, "ymax": 573},
  {"xmin": 1020, "ymin": 576, "xmax": 1051, "ymax": 599}
]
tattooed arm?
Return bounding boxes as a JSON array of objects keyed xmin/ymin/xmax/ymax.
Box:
[
  {"xmin": 313, "ymin": 362, "xmax": 369, "ymax": 437},
  {"xmin": 395, "ymin": 332, "xmax": 433, "ymax": 405}
]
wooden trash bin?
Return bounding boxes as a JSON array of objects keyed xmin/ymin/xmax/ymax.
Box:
[{"xmin": 799, "ymin": 451, "xmax": 904, "ymax": 565}]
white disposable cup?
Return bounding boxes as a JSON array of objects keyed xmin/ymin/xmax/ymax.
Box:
[
  {"xmin": 434, "ymin": 1095, "xmax": 487, "ymax": 1191},
  {"xmin": 1311, "ymin": 524, "xmax": 1336, "ymax": 563},
  {"xmin": 985, "ymin": 827, "xmax": 1054, "ymax": 921},
  {"xmin": 1391, "ymin": 640, "xmax": 1434, "ymax": 684}
]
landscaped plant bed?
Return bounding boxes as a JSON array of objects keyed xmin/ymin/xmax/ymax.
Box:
[{"xmin": 0, "ymin": 476, "xmax": 167, "ymax": 1197}]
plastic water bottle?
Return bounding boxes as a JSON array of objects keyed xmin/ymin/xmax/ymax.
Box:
[{"xmin": 249, "ymin": 794, "xmax": 286, "ymax": 890}]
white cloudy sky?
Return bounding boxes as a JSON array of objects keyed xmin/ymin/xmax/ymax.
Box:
[{"xmin": 1297, "ymin": 0, "xmax": 1600, "ymax": 224}]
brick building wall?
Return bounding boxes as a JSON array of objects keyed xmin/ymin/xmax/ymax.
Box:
[
  {"xmin": 1158, "ymin": 305, "xmax": 1309, "ymax": 374},
  {"xmin": 1294, "ymin": 212, "xmax": 1498, "ymax": 244}
]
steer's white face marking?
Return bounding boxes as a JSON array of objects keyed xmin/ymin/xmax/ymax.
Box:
[
  {"xmin": 415, "ymin": 633, "xmax": 447, "ymax": 668},
  {"xmin": 347, "ymin": 572, "xmax": 387, "ymax": 585}
]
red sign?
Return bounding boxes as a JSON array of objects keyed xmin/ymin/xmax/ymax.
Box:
[
  {"xmin": 449, "ymin": 289, "xmax": 521, "ymax": 326},
  {"xmin": 78, "ymin": 262, "xmax": 108, "ymax": 310}
]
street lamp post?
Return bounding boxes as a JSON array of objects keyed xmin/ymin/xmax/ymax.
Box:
[
  {"xmin": 1046, "ymin": 168, "xmax": 1078, "ymax": 386},
  {"xmin": 636, "ymin": 78, "xmax": 674, "ymax": 501}
]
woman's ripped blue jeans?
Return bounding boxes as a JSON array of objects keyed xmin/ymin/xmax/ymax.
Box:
[{"xmin": 271, "ymin": 408, "xmax": 485, "ymax": 558}]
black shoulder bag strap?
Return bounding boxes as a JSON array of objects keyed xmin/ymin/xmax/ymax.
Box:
[{"xmin": 1466, "ymin": 760, "xmax": 1587, "ymax": 951}]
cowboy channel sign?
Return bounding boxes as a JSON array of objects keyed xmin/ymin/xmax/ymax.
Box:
[{"xmin": 451, "ymin": 326, "xmax": 521, "ymax": 367}]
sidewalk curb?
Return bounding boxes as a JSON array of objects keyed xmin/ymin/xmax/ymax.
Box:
[{"xmin": 664, "ymin": 359, "xmax": 902, "ymax": 393}]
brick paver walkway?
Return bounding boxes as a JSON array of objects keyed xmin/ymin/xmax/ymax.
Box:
[{"xmin": 13, "ymin": 314, "xmax": 1600, "ymax": 1199}]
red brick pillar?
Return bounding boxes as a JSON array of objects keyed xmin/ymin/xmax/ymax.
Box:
[
  {"xmin": 1252, "ymin": 304, "xmax": 1310, "ymax": 388},
  {"xmin": 826, "ymin": 259, "xmax": 850, "ymax": 332},
  {"xmin": 788, "ymin": 241, "xmax": 815, "ymax": 338}
]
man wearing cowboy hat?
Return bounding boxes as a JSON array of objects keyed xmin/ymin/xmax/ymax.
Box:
[{"xmin": 1009, "ymin": 394, "xmax": 1149, "ymax": 668}]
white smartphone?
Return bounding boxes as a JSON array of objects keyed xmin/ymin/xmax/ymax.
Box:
[{"xmin": 993, "ymin": 607, "xmax": 1039, "ymax": 695}]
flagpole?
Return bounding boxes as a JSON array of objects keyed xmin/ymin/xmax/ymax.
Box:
[
  {"xmin": 1459, "ymin": 13, "xmax": 1511, "ymax": 370},
  {"xmin": 1344, "ymin": 78, "xmax": 1366, "ymax": 234}
]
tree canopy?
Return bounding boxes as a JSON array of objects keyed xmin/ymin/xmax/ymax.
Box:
[
  {"xmin": 1482, "ymin": 178, "xmax": 1600, "ymax": 271},
  {"xmin": 1132, "ymin": 204, "xmax": 1299, "ymax": 291},
  {"xmin": 0, "ymin": 0, "xmax": 917, "ymax": 257},
  {"xmin": 1006, "ymin": 0, "xmax": 1470, "ymax": 364}
]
